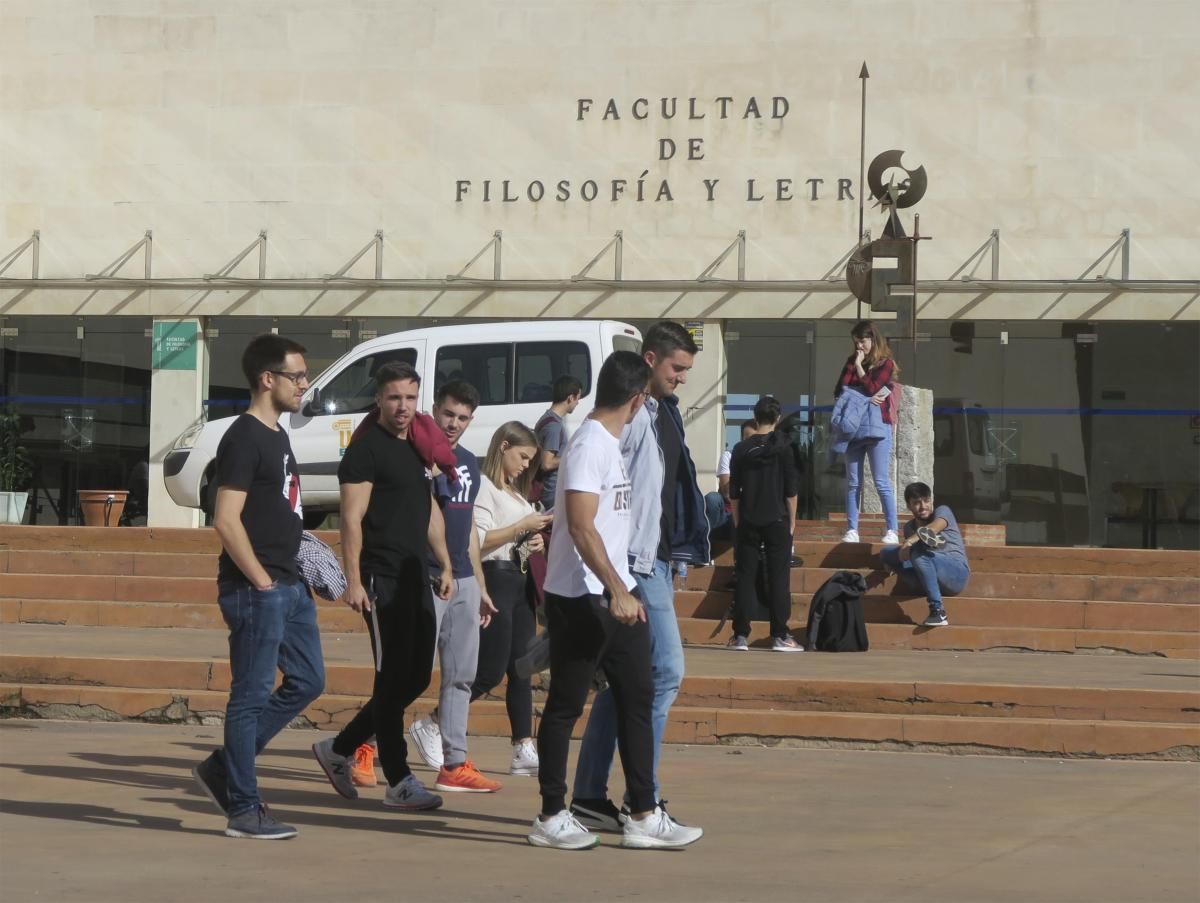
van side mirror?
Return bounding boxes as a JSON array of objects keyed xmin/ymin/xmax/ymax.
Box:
[{"xmin": 302, "ymin": 386, "xmax": 322, "ymax": 417}]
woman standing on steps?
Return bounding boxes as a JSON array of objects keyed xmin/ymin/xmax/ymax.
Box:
[
  {"xmin": 471, "ymin": 421, "xmax": 553, "ymax": 776},
  {"xmin": 833, "ymin": 320, "xmax": 900, "ymax": 546}
]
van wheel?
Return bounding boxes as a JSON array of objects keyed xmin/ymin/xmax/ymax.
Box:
[{"xmin": 303, "ymin": 510, "xmax": 327, "ymax": 530}]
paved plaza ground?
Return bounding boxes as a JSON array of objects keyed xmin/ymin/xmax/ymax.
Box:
[{"xmin": 0, "ymin": 720, "xmax": 1197, "ymax": 902}]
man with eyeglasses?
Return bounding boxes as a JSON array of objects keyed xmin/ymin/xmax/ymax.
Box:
[{"xmin": 192, "ymin": 334, "xmax": 325, "ymax": 840}]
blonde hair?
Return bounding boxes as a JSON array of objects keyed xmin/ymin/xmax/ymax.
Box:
[
  {"xmin": 483, "ymin": 421, "xmax": 540, "ymax": 498},
  {"xmin": 851, "ymin": 320, "xmax": 901, "ymax": 377}
]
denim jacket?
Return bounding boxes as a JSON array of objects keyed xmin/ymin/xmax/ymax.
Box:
[
  {"xmin": 621, "ymin": 395, "xmax": 712, "ymax": 575},
  {"xmin": 830, "ymin": 387, "xmax": 889, "ymax": 454}
]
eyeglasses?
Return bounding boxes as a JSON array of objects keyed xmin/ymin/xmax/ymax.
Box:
[{"xmin": 270, "ymin": 370, "xmax": 309, "ymax": 385}]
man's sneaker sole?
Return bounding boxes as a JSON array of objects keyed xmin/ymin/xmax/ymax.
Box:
[
  {"xmin": 621, "ymin": 828, "xmax": 704, "ymax": 849},
  {"xmin": 527, "ymin": 832, "xmax": 600, "ymax": 850},
  {"xmin": 510, "ymin": 765, "xmax": 538, "ymax": 776},
  {"xmin": 224, "ymin": 825, "xmax": 297, "ymax": 840},
  {"xmin": 434, "ymin": 782, "xmax": 498, "ymax": 793},
  {"xmin": 383, "ymin": 795, "xmax": 443, "ymax": 811},
  {"xmin": 191, "ymin": 764, "xmax": 228, "ymax": 816}
]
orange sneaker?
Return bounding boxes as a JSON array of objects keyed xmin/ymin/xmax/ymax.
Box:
[
  {"xmin": 434, "ymin": 760, "xmax": 502, "ymax": 793},
  {"xmin": 351, "ymin": 743, "xmax": 378, "ymax": 787}
]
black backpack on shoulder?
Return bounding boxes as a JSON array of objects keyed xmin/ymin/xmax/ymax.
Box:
[{"xmin": 805, "ymin": 571, "xmax": 869, "ymax": 652}]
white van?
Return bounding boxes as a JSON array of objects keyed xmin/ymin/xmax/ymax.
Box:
[{"xmin": 163, "ymin": 320, "xmax": 643, "ymax": 526}]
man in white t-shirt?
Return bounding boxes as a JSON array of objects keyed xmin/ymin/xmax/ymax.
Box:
[
  {"xmin": 528, "ymin": 351, "xmax": 703, "ymax": 853},
  {"xmin": 705, "ymin": 418, "xmax": 757, "ymax": 540}
]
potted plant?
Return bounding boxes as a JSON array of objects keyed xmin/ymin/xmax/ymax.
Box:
[{"xmin": 0, "ymin": 408, "xmax": 32, "ymax": 525}]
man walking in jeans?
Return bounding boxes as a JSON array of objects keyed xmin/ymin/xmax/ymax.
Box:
[
  {"xmin": 311, "ymin": 361, "xmax": 453, "ymax": 811},
  {"xmin": 191, "ymin": 334, "xmax": 325, "ymax": 840},
  {"xmin": 530, "ymin": 350, "xmax": 702, "ymax": 851},
  {"xmin": 570, "ymin": 321, "xmax": 709, "ymax": 832},
  {"xmin": 725, "ymin": 395, "xmax": 802, "ymax": 651}
]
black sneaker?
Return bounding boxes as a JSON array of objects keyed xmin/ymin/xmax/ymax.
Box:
[
  {"xmin": 224, "ymin": 804, "xmax": 297, "ymax": 840},
  {"xmin": 192, "ymin": 751, "xmax": 230, "ymax": 816},
  {"xmin": 923, "ymin": 610, "xmax": 949, "ymax": 627},
  {"xmin": 569, "ymin": 797, "xmax": 622, "ymax": 833}
]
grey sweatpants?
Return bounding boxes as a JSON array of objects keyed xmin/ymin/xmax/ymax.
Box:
[{"xmin": 433, "ymin": 575, "xmax": 481, "ymax": 768}]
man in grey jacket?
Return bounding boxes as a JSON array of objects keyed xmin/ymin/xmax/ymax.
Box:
[{"xmin": 570, "ymin": 321, "xmax": 710, "ymax": 833}]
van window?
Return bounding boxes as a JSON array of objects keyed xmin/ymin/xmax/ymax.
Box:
[
  {"xmin": 318, "ymin": 348, "xmax": 417, "ymax": 414},
  {"xmin": 933, "ymin": 416, "xmax": 955, "ymax": 457},
  {"xmin": 436, "ymin": 343, "xmax": 510, "ymax": 405},
  {"xmin": 612, "ymin": 335, "xmax": 641, "ymax": 355},
  {"xmin": 515, "ymin": 341, "xmax": 591, "ymax": 404}
]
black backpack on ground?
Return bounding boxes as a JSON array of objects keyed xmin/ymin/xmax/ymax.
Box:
[{"xmin": 805, "ymin": 571, "xmax": 869, "ymax": 652}]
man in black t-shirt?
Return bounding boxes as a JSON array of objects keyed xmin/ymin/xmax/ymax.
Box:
[
  {"xmin": 727, "ymin": 395, "xmax": 802, "ymax": 652},
  {"xmin": 191, "ymin": 334, "xmax": 324, "ymax": 841},
  {"xmin": 311, "ymin": 361, "xmax": 453, "ymax": 812}
]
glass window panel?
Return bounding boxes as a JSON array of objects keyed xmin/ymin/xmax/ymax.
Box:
[
  {"xmin": 515, "ymin": 341, "xmax": 591, "ymax": 404},
  {"xmin": 318, "ymin": 347, "xmax": 418, "ymax": 414},
  {"xmin": 435, "ymin": 343, "xmax": 510, "ymax": 405}
]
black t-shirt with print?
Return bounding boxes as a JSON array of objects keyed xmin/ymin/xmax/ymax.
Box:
[
  {"xmin": 338, "ymin": 422, "xmax": 432, "ymax": 578},
  {"xmin": 215, "ymin": 414, "xmax": 303, "ymax": 586}
]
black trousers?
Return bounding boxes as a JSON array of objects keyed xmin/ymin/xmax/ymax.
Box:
[
  {"xmin": 471, "ymin": 561, "xmax": 535, "ymax": 741},
  {"xmin": 332, "ymin": 563, "xmax": 436, "ymax": 786},
  {"xmin": 733, "ymin": 519, "xmax": 793, "ymax": 638},
  {"xmin": 537, "ymin": 591, "xmax": 655, "ymax": 817}
]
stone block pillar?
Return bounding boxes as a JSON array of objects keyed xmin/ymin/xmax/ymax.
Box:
[
  {"xmin": 147, "ymin": 318, "xmax": 206, "ymax": 528},
  {"xmin": 861, "ymin": 385, "xmax": 934, "ymax": 518}
]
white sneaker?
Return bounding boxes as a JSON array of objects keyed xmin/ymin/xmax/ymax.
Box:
[
  {"xmin": 621, "ymin": 805, "xmax": 704, "ymax": 849},
  {"xmin": 528, "ymin": 810, "xmax": 600, "ymax": 850},
  {"xmin": 408, "ymin": 716, "xmax": 443, "ymax": 770},
  {"xmin": 510, "ymin": 739, "xmax": 539, "ymax": 776},
  {"xmin": 881, "ymin": 530, "xmax": 900, "ymax": 545},
  {"xmin": 726, "ymin": 634, "xmax": 749, "ymax": 651},
  {"xmin": 841, "ymin": 529, "xmax": 860, "ymax": 543}
]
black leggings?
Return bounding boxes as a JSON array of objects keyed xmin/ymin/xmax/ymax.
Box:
[
  {"xmin": 471, "ymin": 561, "xmax": 534, "ymax": 741},
  {"xmin": 332, "ymin": 565, "xmax": 436, "ymax": 786}
]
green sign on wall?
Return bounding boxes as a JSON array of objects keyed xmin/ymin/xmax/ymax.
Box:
[{"xmin": 152, "ymin": 321, "xmax": 198, "ymax": 370}]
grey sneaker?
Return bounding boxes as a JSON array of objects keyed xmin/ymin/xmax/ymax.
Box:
[
  {"xmin": 192, "ymin": 750, "xmax": 229, "ymax": 816},
  {"xmin": 923, "ymin": 610, "xmax": 949, "ymax": 627},
  {"xmin": 312, "ymin": 737, "xmax": 358, "ymax": 799},
  {"xmin": 408, "ymin": 716, "xmax": 444, "ymax": 770},
  {"xmin": 224, "ymin": 804, "xmax": 297, "ymax": 840},
  {"xmin": 772, "ymin": 635, "xmax": 804, "ymax": 653},
  {"xmin": 622, "ymin": 805, "xmax": 703, "ymax": 849},
  {"xmin": 383, "ymin": 774, "xmax": 443, "ymax": 811},
  {"xmin": 726, "ymin": 634, "xmax": 749, "ymax": 651}
]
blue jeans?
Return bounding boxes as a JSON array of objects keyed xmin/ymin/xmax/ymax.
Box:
[
  {"xmin": 572, "ymin": 559, "xmax": 683, "ymax": 802},
  {"xmin": 218, "ymin": 580, "xmax": 325, "ymax": 816},
  {"xmin": 704, "ymin": 491, "xmax": 731, "ymax": 541},
  {"xmin": 845, "ymin": 432, "xmax": 898, "ymax": 532},
  {"xmin": 879, "ymin": 547, "xmax": 970, "ymax": 612}
]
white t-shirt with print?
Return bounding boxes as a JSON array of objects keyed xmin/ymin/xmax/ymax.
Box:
[{"xmin": 544, "ymin": 418, "xmax": 635, "ymax": 598}]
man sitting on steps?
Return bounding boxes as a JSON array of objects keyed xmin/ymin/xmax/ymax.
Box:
[{"xmin": 879, "ymin": 482, "xmax": 971, "ymax": 627}]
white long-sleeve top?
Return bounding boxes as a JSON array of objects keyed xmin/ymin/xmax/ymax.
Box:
[{"xmin": 473, "ymin": 474, "xmax": 536, "ymax": 563}]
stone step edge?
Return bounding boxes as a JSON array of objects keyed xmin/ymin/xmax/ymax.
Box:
[
  {"xmin": 6, "ymin": 596, "xmax": 1198, "ymax": 636},
  {"xmin": 2, "ymin": 684, "xmax": 1195, "ymax": 761},
  {"xmin": 3, "ymin": 656, "xmax": 1198, "ymax": 722}
]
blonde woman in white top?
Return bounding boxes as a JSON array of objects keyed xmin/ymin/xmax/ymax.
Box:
[{"xmin": 471, "ymin": 421, "xmax": 554, "ymax": 776}]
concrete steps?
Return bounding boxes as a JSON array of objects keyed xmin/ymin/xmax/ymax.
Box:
[
  {"xmin": 2, "ymin": 526, "xmax": 1198, "ymax": 758},
  {"xmin": 2, "ymin": 626, "xmax": 1197, "ymax": 759}
]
